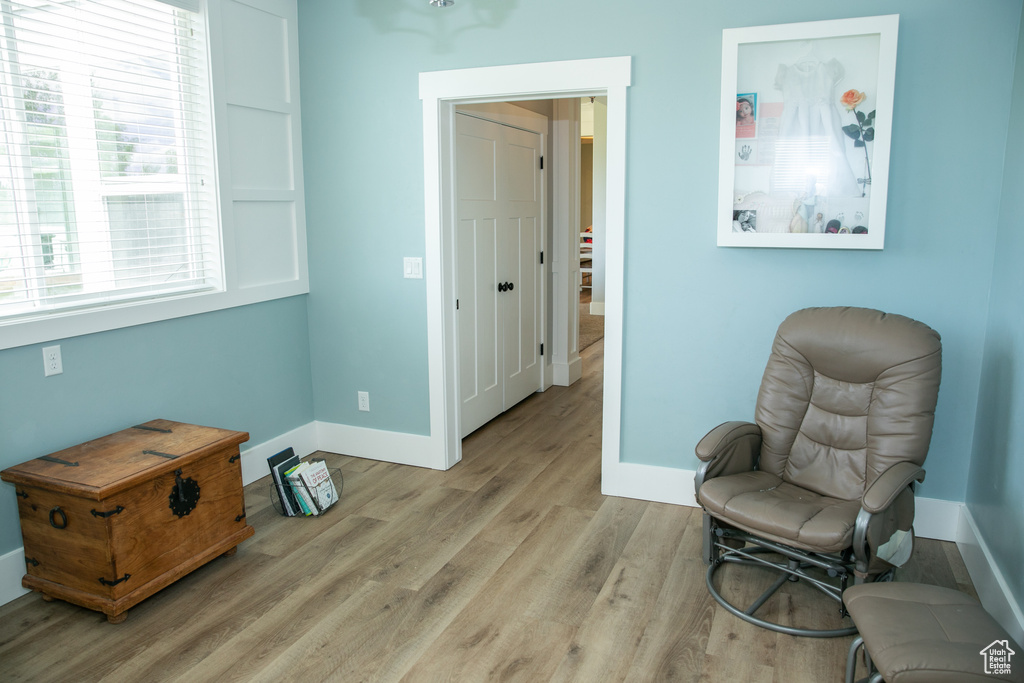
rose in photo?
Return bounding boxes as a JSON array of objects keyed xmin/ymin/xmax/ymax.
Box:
[
  {"xmin": 840, "ymin": 89, "xmax": 866, "ymax": 111},
  {"xmin": 840, "ymin": 89, "xmax": 876, "ymax": 197}
]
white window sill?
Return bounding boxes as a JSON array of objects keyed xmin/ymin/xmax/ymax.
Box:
[{"xmin": 0, "ymin": 280, "xmax": 308, "ymax": 350}]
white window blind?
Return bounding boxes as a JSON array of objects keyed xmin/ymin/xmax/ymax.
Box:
[{"xmin": 0, "ymin": 0, "xmax": 219, "ymax": 323}]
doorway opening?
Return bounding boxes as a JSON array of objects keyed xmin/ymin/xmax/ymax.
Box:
[
  {"xmin": 452, "ymin": 98, "xmax": 605, "ymax": 440},
  {"xmin": 419, "ymin": 57, "xmax": 631, "ymax": 499}
]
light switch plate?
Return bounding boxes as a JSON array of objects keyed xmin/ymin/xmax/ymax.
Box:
[{"xmin": 403, "ymin": 257, "xmax": 423, "ymax": 279}]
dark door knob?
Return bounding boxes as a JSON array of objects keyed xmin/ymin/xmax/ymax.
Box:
[
  {"xmin": 498, "ymin": 282, "xmax": 506, "ymax": 292},
  {"xmin": 507, "ymin": 282, "xmax": 514, "ymax": 291}
]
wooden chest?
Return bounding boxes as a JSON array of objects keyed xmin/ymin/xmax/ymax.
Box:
[{"xmin": 0, "ymin": 419, "xmax": 254, "ymax": 623}]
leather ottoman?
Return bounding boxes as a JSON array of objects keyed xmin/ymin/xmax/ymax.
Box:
[{"xmin": 844, "ymin": 582, "xmax": 1023, "ymax": 682}]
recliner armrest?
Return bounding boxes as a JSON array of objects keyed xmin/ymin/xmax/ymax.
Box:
[
  {"xmin": 694, "ymin": 421, "xmax": 762, "ymax": 499},
  {"xmin": 696, "ymin": 421, "xmax": 762, "ymax": 463},
  {"xmin": 861, "ymin": 462, "xmax": 926, "ymax": 514}
]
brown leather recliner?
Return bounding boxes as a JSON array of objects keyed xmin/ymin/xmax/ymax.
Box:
[{"xmin": 694, "ymin": 307, "xmax": 942, "ymax": 637}]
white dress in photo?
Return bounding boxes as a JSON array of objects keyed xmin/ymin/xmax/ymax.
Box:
[{"xmin": 774, "ymin": 58, "xmax": 860, "ymax": 198}]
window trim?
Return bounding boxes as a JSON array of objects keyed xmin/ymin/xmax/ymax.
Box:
[
  {"xmin": 0, "ymin": 0, "xmax": 308, "ymax": 351},
  {"xmin": 1, "ymin": 278, "xmax": 308, "ymax": 349}
]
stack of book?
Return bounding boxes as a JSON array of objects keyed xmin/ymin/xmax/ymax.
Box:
[{"xmin": 267, "ymin": 448, "xmax": 341, "ymax": 516}]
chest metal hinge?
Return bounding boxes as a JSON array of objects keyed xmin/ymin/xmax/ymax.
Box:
[
  {"xmin": 91, "ymin": 506, "xmax": 126, "ymax": 518},
  {"xmin": 98, "ymin": 574, "xmax": 131, "ymax": 587},
  {"xmin": 132, "ymin": 424, "xmax": 172, "ymax": 434},
  {"xmin": 37, "ymin": 455, "xmax": 78, "ymax": 467}
]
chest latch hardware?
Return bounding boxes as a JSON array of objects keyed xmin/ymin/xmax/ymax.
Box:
[{"xmin": 169, "ymin": 469, "xmax": 200, "ymax": 518}]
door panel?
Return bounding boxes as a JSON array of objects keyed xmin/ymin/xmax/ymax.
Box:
[
  {"xmin": 457, "ymin": 218, "xmax": 501, "ymax": 412},
  {"xmin": 506, "ymin": 140, "xmax": 538, "ymax": 201},
  {"xmin": 457, "ymin": 133, "xmax": 497, "ymax": 200},
  {"xmin": 504, "ymin": 215, "xmax": 540, "ymax": 407}
]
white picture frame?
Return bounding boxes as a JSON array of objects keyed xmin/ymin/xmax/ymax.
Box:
[{"xmin": 717, "ymin": 15, "xmax": 899, "ymax": 249}]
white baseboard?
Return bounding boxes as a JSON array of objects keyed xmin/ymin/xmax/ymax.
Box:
[
  {"xmin": 239, "ymin": 422, "xmax": 319, "ymax": 486},
  {"xmin": 956, "ymin": 506, "xmax": 1024, "ymax": 645},
  {"xmin": 240, "ymin": 419, "xmax": 443, "ymax": 476},
  {"xmin": 0, "ymin": 547, "xmax": 30, "ymax": 607},
  {"xmin": 316, "ymin": 420, "xmax": 442, "ymax": 470},
  {"xmin": 913, "ymin": 497, "xmax": 962, "ymax": 542},
  {"xmin": 590, "ymin": 302, "xmax": 605, "ymax": 316},
  {"xmin": 601, "ymin": 464, "xmax": 961, "ymax": 541},
  {"xmin": 602, "ymin": 462, "xmax": 698, "ymax": 507},
  {"xmin": 552, "ymin": 357, "xmax": 583, "ymax": 386}
]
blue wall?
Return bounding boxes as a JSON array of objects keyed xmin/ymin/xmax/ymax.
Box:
[
  {"xmin": 298, "ymin": 0, "xmax": 1021, "ymax": 504},
  {"xmin": 3, "ymin": 0, "xmax": 1021, "ymax": 573},
  {"xmin": 968, "ymin": 5, "xmax": 1024, "ymax": 620},
  {"xmin": 0, "ymin": 297, "xmax": 314, "ymax": 553}
]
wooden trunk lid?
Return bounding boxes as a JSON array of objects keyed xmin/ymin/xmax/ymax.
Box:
[{"xmin": 0, "ymin": 420, "xmax": 249, "ymax": 499}]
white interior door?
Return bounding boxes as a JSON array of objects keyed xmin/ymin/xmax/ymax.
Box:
[
  {"xmin": 457, "ymin": 113, "xmax": 503, "ymax": 436},
  {"xmin": 501, "ymin": 125, "xmax": 542, "ymax": 409},
  {"xmin": 456, "ymin": 112, "xmax": 543, "ymax": 438}
]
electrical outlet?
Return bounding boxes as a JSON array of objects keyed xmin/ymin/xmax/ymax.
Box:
[
  {"xmin": 42, "ymin": 345, "xmax": 63, "ymax": 377},
  {"xmin": 358, "ymin": 391, "xmax": 370, "ymax": 412}
]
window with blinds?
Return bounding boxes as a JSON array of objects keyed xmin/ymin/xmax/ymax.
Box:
[{"xmin": 0, "ymin": 0, "xmax": 219, "ymax": 322}]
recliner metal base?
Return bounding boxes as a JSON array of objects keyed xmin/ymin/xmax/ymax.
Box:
[
  {"xmin": 845, "ymin": 636, "xmax": 885, "ymax": 683},
  {"xmin": 705, "ymin": 523, "xmax": 860, "ymax": 638}
]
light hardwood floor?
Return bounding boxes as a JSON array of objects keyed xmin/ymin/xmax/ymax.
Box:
[{"xmin": 0, "ymin": 339, "xmax": 976, "ymax": 682}]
